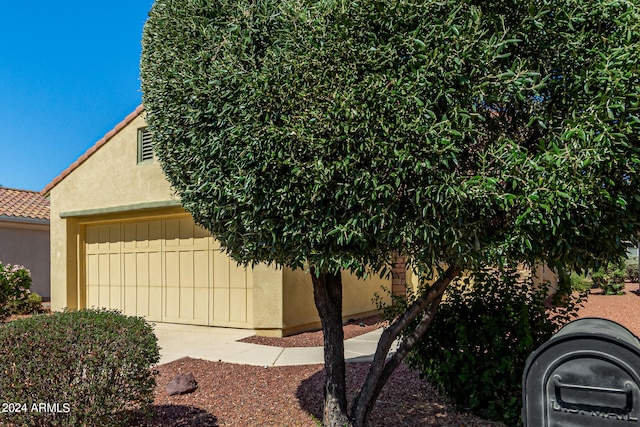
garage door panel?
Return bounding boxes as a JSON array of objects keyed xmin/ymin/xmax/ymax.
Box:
[
  {"xmin": 87, "ymin": 254, "xmax": 98, "ymax": 286},
  {"xmin": 179, "ymin": 251, "xmax": 194, "ymax": 288},
  {"xmin": 212, "ymin": 288, "xmax": 230, "ymax": 323},
  {"xmin": 165, "ymin": 219, "xmax": 180, "ymax": 246},
  {"xmin": 122, "ymin": 252, "xmax": 138, "ymax": 316},
  {"xmin": 87, "ymin": 285, "xmax": 99, "ymax": 308},
  {"xmin": 135, "ymin": 253, "xmax": 149, "ymax": 286},
  {"xmin": 124, "ymin": 285, "xmax": 137, "ymax": 316},
  {"xmin": 136, "ymin": 286, "xmax": 149, "ymax": 317},
  {"xmin": 230, "ymin": 264, "xmax": 248, "ymax": 289},
  {"xmin": 98, "ymin": 284, "xmax": 110, "ymax": 309},
  {"xmin": 178, "ymin": 217, "xmax": 193, "ymax": 243},
  {"xmin": 86, "ymin": 217, "xmax": 252, "ymax": 328},
  {"xmin": 148, "ymin": 286, "xmax": 162, "ymax": 321},
  {"xmin": 109, "ymin": 253, "xmax": 121, "ymax": 286},
  {"xmin": 86, "ymin": 227, "xmax": 99, "ymax": 252},
  {"xmin": 194, "ymin": 251, "xmax": 209, "ymax": 287},
  {"xmin": 211, "ymin": 237, "xmax": 221, "ymax": 250},
  {"xmin": 98, "ymin": 224, "xmax": 120, "ymax": 250},
  {"xmin": 165, "ymin": 251, "xmax": 179, "ymax": 285},
  {"xmin": 149, "ymin": 221, "xmax": 162, "ymax": 247},
  {"xmin": 123, "ymin": 253, "xmax": 137, "ymax": 287},
  {"xmin": 123, "ymin": 222, "xmax": 136, "ymax": 249},
  {"xmin": 213, "ymin": 251, "xmax": 230, "ymax": 288},
  {"xmin": 194, "ymin": 288, "xmax": 208, "ymax": 320},
  {"xmin": 109, "ymin": 285, "xmax": 122, "ymax": 310},
  {"xmin": 98, "ymin": 254, "xmax": 109, "ymax": 283},
  {"xmin": 164, "ymin": 286, "xmax": 179, "ymax": 319},
  {"xmin": 179, "ymin": 287, "xmax": 194, "ymax": 319},
  {"xmin": 194, "ymin": 223, "xmax": 209, "ymax": 239},
  {"xmin": 230, "ymin": 289, "xmax": 247, "ymax": 323},
  {"xmin": 149, "ymin": 252, "xmax": 161, "ymax": 286},
  {"xmin": 98, "ymin": 225, "xmax": 110, "ymax": 249}
]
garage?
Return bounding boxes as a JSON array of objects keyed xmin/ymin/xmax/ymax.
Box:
[
  {"xmin": 45, "ymin": 107, "xmax": 390, "ymax": 336},
  {"xmin": 84, "ymin": 215, "xmax": 253, "ymax": 327}
]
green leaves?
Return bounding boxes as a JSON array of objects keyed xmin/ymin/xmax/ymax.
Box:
[
  {"xmin": 141, "ymin": 0, "xmax": 640, "ymax": 276},
  {"xmin": 405, "ymin": 265, "xmax": 584, "ymax": 425}
]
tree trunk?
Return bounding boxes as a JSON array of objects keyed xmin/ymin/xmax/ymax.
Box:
[
  {"xmin": 310, "ymin": 268, "xmax": 352, "ymax": 427},
  {"xmin": 350, "ymin": 265, "xmax": 462, "ymax": 427}
]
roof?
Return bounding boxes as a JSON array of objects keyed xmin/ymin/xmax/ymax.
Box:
[
  {"xmin": 0, "ymin": 187, "xmax": 50, "ymax": 221},
  {"xmin": 40, "ymin": 104, "xmax": 145, "ymax": 196}
]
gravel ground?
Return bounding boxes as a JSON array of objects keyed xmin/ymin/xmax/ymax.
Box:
[
  {"xmin": 144, "ymin": 360, "xmax": 504, "ymax": 427},
  {"xmin": 238, "ymin": 315, "xmax": 386, "ymax": 348},
  {"xmin": 138, "ymin": 283, "xmax": 640, "ymax": 426},
  {"xmin": 576, "ymin": 282, "xmax": 640, "ymax": 333}
]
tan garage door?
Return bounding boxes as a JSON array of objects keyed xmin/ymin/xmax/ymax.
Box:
[{"xmin": 85, "ymin": 216, "xmax": 253, "ymax": 327}]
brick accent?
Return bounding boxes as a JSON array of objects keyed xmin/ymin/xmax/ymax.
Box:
[{"xmin": 392, "ymin": 254, "xmax": 407, "ymax": 296}]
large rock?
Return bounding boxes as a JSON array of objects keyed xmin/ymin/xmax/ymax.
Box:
[{"xmin": 166, "ymin": 372, "xmax": 198, "ymax": 396}]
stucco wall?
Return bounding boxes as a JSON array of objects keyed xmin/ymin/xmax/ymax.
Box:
[
  {"xmin": 281, "ymin": 267, "xmax": 392, "ymax": 337},
  {"xmin": 49, "ymin": 114, "xmax": 174, "ymax": 215},
  {"xmin": 49, "ymin": 113, "xmax": 176, "ymax": 311},
  {"xmin": 0, "ymin": 221, "xmax": 50, "ymax": 298},
  {"xmin": 48, "ymin": 110, "xmax": 393, "ymax": 336}
]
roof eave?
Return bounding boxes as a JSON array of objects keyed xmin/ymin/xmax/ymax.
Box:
[{"xmin": 0, "ymin": 215, "xmax": 50, "ymax": 226}]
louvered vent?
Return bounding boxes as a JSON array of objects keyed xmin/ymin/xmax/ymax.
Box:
[{"xmin": 138, "ymin": 128, "xmax": 154, "ymax": 163}]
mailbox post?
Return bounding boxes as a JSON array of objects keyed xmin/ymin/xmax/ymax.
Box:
[{"xmin": 523, "ymin": 318, "xmax": 640, "ymax": 426}]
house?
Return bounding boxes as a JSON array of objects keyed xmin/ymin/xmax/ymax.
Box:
[
  {"xmin": 0, "ymin": 187, "xmax": 50, "ymax": 299},
  {"xmin": 41, "ymin": 106, "xmax": 390, "ymax": 336}
]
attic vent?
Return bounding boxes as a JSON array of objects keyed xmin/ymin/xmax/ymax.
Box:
[{"xmin": 137, "ymin": 128, "xmax": 154, "ymax": 163}]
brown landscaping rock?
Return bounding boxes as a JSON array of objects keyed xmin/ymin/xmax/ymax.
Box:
[{"xmin": 166, "ymin": 372, "xmax": 198, "ymax": 396}]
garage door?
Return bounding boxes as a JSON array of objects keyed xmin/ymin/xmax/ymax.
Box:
[{"xmin": 85, "ymin": 216, "xmax": 253, "ymax": 327}]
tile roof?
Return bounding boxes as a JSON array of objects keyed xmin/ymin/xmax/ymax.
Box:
[
  {"xmin": 0, "ymin": 187, "xmax": 50, "ymax": 221},
  {"xmin": 41, "ymin": 104, "xmax": 145, "ymax": 196}
]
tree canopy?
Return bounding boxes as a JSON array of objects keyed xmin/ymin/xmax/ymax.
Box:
[
  {"xmin": 141, "ymin": 0, "xmax": 640, "ymax": 425},
  {"xmin": 142, "ymin": 0, "xmax": 640, "ymax": 278}
]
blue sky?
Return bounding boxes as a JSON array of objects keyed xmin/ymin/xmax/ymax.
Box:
[{"xmin": 0, "ymin": 1, "xmax": 155, "ymax": 191}]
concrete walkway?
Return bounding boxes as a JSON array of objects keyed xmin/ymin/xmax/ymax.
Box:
[{"xmin": 153, "ymin": 323, "xmax": 387, "ymax": 366}]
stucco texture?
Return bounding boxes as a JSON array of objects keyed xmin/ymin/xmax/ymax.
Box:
[{"xmin": 0, "ymin": 222, "xmax": 50, "ymax": 298}]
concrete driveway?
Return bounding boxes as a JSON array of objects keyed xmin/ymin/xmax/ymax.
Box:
[{"xmin": 152, "ymin": 322, "xmax": 385, "ymax": 366}]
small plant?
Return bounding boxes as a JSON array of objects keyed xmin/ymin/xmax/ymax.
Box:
[
  {"xmin": 625, "ymin": 257, "xmax": 639, "ymax": 283},
  {"xmin": 569, "ymin": 271, "xmax": 592, "ymax": 293},
  {"xmin": 383, "ymin": 265, "xmax": 583, "ymax": 426},
  {"xmin": 0, "ymin": 262, "xmax": 33, "ymax": 321},
  {"xmin": 591, "ymin": 261, "xmax": 626, "ymax": 295},
  {"xmin": 0, "ymin": 309, "xmax": 160, "ymax": 427},
  {"xmin": 7, "ymin": 290, "xmax": 43, "ymax": 315}
]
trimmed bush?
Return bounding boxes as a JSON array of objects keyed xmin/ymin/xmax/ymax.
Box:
[
  {"xmin": 0, "ymin": 263, "xmax": 33, "ymax": 321},
  {"xmin": 402, "ymin": 266, "xmax": 583, "ymax": 426},
  {"xmin": 0, "ymin": 309, "xmax": 160, "ymax": 427}
]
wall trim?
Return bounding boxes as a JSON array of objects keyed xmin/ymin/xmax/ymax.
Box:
[
  {"xmin": 60, "ymin": 200, "xmax": 182, "ymax": 219},
  {"xmin": 0, "ymin": 216, "xmax": 50, "ymax": 229}
]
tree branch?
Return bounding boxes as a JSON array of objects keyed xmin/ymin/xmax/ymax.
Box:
[{"xmin": 350, "ymin": 264, "xmax": 462, "ymax": 426}]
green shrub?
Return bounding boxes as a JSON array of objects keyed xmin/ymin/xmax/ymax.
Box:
[
  {"xmin": 591, "ymin": 261, "xmax": 626, "ymax": 295},
  {"xmin": 0, "ymin": 263, "xmax": 33, "ymax": 321},
  {"xmin": 7, "ymin": 290, "xmax": 43, "ymax": 315},
  {"xmin": 625, "ymin": 257, "xmax": 639, "ymax": 282},
  {"xmin": 569, "ymin": 272, "xmax": 592, "ymax": 292},
  {"xmin": 396, "ymin": 266, "xmax": 583, "ymax": 426},
  {"xmin": 0, "ymin": 309, "xmax": 160, "ymax": 427}
]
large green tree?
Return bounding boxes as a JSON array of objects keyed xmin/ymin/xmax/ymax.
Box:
[{"xmin": 141, "ymin": 0, "xmax": 640, "ymax": 425}]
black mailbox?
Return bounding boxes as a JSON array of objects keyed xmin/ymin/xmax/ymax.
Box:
[{"xmin": 523, "ymin": 317, "xmax": 640, "ymax": 426}]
